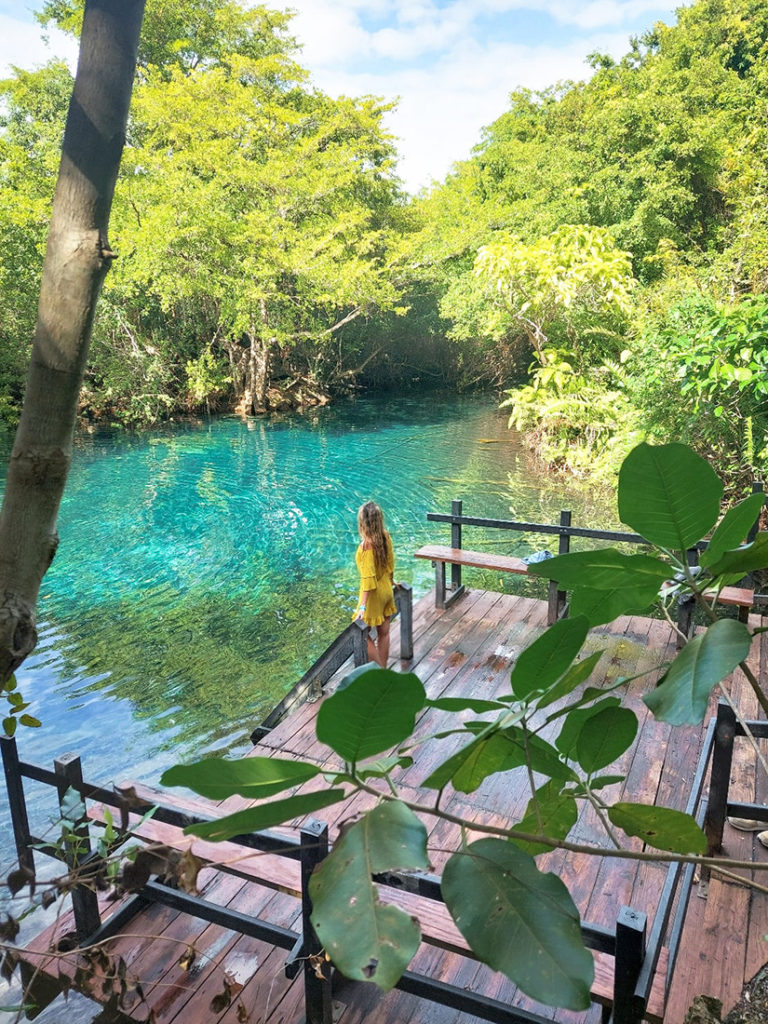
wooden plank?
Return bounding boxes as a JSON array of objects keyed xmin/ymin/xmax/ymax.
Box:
[
  {"xmin": 706, "ymin": 586, "xmax": 754, "ymax": 608},
  {"xmin": 87, "ymin": 801, "xmax": 303, "ymax": 896},
  {"xmin": 414, "ymin": 545, "xmax": 530, "ymax": 575},
  {"xmin": 148, "ymin": 885, "xmax": 301, "ymax": 1023},
  {"xmin": 15, "ymin": 591, "xmax": 718, "ymax": 1024},
  {"xmin": 672, "ymin": 876, "xmax": 750, "ymax": 1019},
  {"xmin": 743, "ymin": 618, "xmax": 768, "ymax": 984}
]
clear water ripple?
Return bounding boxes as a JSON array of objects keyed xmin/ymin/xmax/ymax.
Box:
[{"xmin": 0, "ymin": 393, "xmax": 619, "ymax": 879}]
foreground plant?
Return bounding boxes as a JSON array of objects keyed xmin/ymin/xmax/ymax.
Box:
[{"xmin": 164, "ymin": 441, "xmax": 768, "ymax": 1012}]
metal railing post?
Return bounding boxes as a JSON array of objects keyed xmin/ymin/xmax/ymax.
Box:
[
  {"xmin": 547, "ymin": 510, "xmax": 571, "ymax": 625},
  {"xmin": 1, "ymin": 735, "xmax": 34, "ymax": 877},
  {"xmin": 613, "ymin": 906, "xmax": 646, "ymax": 1024},
  {"xmin": 676, "ymin": 548, "xmax": 700, "ymax": 646},
  {"xmin": 299, "ymin": 819, "xmax": 333, "ymax": 1024},
  {"xmin": 352, "ymin": 619, "xmax": 368, "ymax": 666},
  {"xmin": 450, "ymin": 500, "xmax": 462, "ymax": 593},
  {"xmin": 397, "ymin": 583, "xmax": 413, "ymax": 661},
  {"xmin": 54, "ymin": 753, "xmax": 102, "ymax": 941},
  {"xmin": 704, "ymin": 701, "xmax": 736, "ymax": 860}
]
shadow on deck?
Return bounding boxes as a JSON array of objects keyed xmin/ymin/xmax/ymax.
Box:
[{"xmin": 5, "ymin": 588, "xmax": 768, "ymax": 1024}]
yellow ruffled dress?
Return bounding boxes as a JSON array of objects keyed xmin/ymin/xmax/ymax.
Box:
[{"xmin": 355, "ymin": 537, "xmax": 396, "ymax": 626}]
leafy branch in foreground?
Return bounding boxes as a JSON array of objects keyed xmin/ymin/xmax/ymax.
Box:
[{"xmin": 163, "ymin": 441, "xmax": 768, "ymax": 1012}]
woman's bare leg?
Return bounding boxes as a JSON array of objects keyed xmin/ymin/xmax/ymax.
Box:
[
  {"xmin": 367, "ymin": 632, "xmax": 378, "ymax": 664},
  {"xmin": 377, "ymin": 619, "xmax": 391, "ymax": 667}
]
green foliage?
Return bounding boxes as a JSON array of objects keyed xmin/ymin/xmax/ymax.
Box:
[
  {"xmin": 160, "ymin": 756, "xmax": 321, "ymax": 800},
  {"xmin": 509, "ymin": 615, "xmax": 589, "ymax": 699},
  {"xmin": 500, "ymin": 350, "xmax": 637, "ymax": 476},
  {"xmin": 606, "ymin": 804, "xmax": 707, "ymax": 854},
  {"xmin": 473, "ymin": 225, "xmax": 635, "ymax": 359},
  {"xmin": 1, "ymin": 676, "xmax": 41, "ymax": 737},
  {"xmin": 630, "ymin": 295, "xmax": 768, "ymax": 483},
  {"xmin": 644, "ymin": 618, "xmax": 752, "ymax": 724},
  {"xmin": 702, "ymin": 492, "xmax": 766, "ymax": 565},
  {"xmin": 163, "ymin": 442, "xmax": 767, "ymax": 1012},
  {"xmin": 1, "ymin": 4, "xmax": 408, "ymax": 425},
  {"xmin": 618, "ymin": 441, "xmax": 723, "ymax": 549},
  {"xmin": 512, "ymin": 781, "xmax": 579, "ymax": 856},
  {"xmin": 574, "ymin": 706, "xmax": 638, "ymax": 773},
  {"xmin": 316, "ymin": 667, "xmax": 426, "ymax": 764},
  {"xmin": 185, "ymin": 350, "xmax": 229, "ymax": 408},
  {"xmin": 182, "ymin": 789, "xmax": 347, "ymax": 842},
  {"xmin": 442, "ymin": 839, "xmax": 594, "ymax": 1010},
  {"xmin": 309, "ymin": 801, "xmax": 429, "ymax": 990}
]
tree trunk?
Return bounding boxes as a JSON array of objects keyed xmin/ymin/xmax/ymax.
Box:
[
  {"xmin": 0, "ymin": 0, "xmax": 145, "ymax": 683},
  {"xmin": 237, "ymin": 302, "xmax": 273, "ymax": 415},
  {"xmin": 242, "ymin": 331, "xmax": 270, "ymax": 414}
]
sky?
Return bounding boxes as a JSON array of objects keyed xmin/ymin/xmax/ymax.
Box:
[{"xmin": 0, "ymin": 0, "xmax": 685, "ymax": 193}]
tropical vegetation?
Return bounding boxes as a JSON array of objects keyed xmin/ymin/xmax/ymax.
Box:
[
  {"xmin": 3, "ymin": 0, "xmax": 768, "ymax": 483},
  {"xmin": 164, "ymin": 441, "xmax": 768, "ymax": 1011}
]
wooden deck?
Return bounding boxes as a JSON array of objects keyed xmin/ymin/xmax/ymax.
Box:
[{"xmin": 15, "ymin": 588, "xmax": 768, "ymax": 1024}]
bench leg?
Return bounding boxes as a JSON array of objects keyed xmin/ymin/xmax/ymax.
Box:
[
  {"xmin": 676, "ymin": 595, "xmax": 695, "ymax": 649},
  {"xmin": 613, "ymin": 906, "xmax": 646, "ymax": 1024},
  {"xmin": 434, "ymin": 560, "xmax": 446, "ymax": 609},
  {"xmin": 299, "ymin": 821, "xmax": 333, "ymax": 1024}
]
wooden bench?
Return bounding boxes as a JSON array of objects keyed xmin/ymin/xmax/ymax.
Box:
[
  {"xmin": 89, "ymin": 782, "xmax": 667, "ymax": 1023},
  {"xmin": 418, "ymin": 544, "xmax": 756, "ymax": 637},
  {"xmin": 414, "ymin": 544, "xmax": 530, "ymax": 610}
]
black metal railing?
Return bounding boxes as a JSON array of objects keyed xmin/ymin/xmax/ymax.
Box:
[
  {"xmin": 426, "ymin": 492, "xmax": 765, "ymax": 630},
  {"xmin": 703, "ymin": 700, "xmax": 768, "ymax": 858},
  {"xmin": 1, "ymin": 725, "xmax": 705, "ymax": 1024},
  {"xmin": 251, "ymin": 583, "xmax": 413, "ymax": 743}
]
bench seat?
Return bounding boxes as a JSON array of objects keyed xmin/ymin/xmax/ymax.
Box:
[{"xmin": 414, "ymin": 545, "xmax": 530, "ymax": 609}]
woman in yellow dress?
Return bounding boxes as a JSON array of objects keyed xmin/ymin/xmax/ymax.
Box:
[{"xmin": 354, "ymin": 501, "xmax": 396, "ymax": 667}]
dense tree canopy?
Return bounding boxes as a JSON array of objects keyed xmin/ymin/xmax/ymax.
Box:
[{"xmin": 2, "ymin": 0, "xmax": 768, "ymax": 483}]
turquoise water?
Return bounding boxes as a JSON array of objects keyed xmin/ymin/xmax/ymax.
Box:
[{"xmin": 1, "ymin": 394, "xmax": 618, "ymax": 851}]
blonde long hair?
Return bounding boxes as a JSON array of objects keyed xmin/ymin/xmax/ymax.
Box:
[{"xmin": 357, "ymin": 501, "xmax": 392, "ymax": 577}]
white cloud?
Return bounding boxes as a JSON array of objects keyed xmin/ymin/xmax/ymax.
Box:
[
  {"xmin": 289, "ymin": 0, "xmax": 676, "ymax": 192},
  {"xmin": 0, "ymin": 15, "xmax": 77, "ymax": 78},
  {"xmin": 1, "ymin": 1, "xmax": 681, "ymax": 194}
]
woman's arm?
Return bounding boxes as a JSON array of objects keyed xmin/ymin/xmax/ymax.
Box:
[{"xmin": 356, "ymin": 589, "xmax": 374, "ymax": 618}]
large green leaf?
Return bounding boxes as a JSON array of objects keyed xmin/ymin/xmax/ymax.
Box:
[
  {"xmin": 161, "ymin": 756, "xmax": 321, "ymax": 801},
  {"xmin": 575, "ymin": 706, "xmax": 638, "ymax": 774},
  {"xmin": 356, "ymin": 755, "xmax": 414, "ymax": 780},
  {"xmin": 701, "ymin": 493, "xmax": 766, "ymax": 567},
  {"xmin": 643, "ymin": 618, "xmax": 751, "ymax": 725},
  {"xmin": 703, "ymin": 532, "xmax": 768, "ymax": 577},
  {"xmin": 185, "ymin": 789, "xmax": 347, "ymax": 841},
  {"xmin": 529, "ymin": 549, "xmax": 671, "ymax": 590},
  {"xmin": 426, "ymin": 696, "xmax": 508, "ymax": 713},
  {"xmin": 316, "ymin": 666, "xmax": 426, "ymax": 763},
  {"xmin": 569, "ymin": 584, "xmax": 659, "ymax": 626},
  {"xmin": 537, "ymin": 650, "xmax": 604, "ymax": 710},
  {"xmin": 426, "ymin": 731, "xmax": 523, "ymax": 793},
  {"xmin": 442, "ymin": 839, "xmax": 593, "ymax": 1010},
  {"xmin": 607, "ymin": 803, "xmax": 706, "ymax": 854},
  {"xmin": 617, "ymin": 442, "xmax": 722, "ymax": 550},
  {"xmin": 514, "ymin": 729, "xmax": 579, "ymax": 783},
  {"xmin": 511, "ymin": 781, "xmax": 579, "ymax": 856},
  {"xmin": 422, "ymin": 725, "xmax": 575, "ymax": 793},
  {"xmin": 309, "ymin": 801, "xmax": 428, "ymax": 989},
  {"xmin": 509, "ymin": 617, "xmax": 589, "ymax": 699},
  {"xmin": 555, "ymin": 698, "xmax": 622, "ymax": 760}
]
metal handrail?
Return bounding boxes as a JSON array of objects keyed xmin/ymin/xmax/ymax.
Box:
[{"xmin": 251, "ymin": 583, "xmax": 413, "ymax": 742}]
